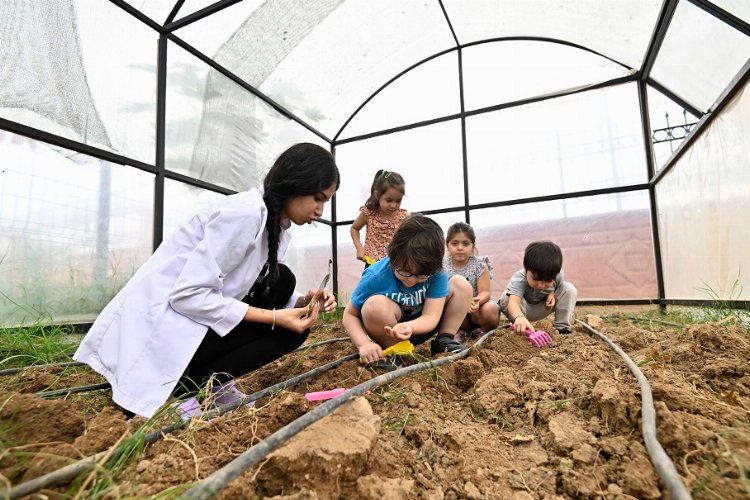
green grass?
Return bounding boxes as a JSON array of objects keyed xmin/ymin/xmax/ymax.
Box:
[
  {"xmin": 0, "ymin": 323, "xmax": 78, "ymax": 369},
  {"xmin": 383, "ymin": 412, "xmax": 414, "ymax": 445},
  {"xmin": 319, "ymin": 305, "xmax": 345, "ymax": 323},
  {"xmin": 693, "ymin": 273, "xmax": 749, "ymax": 329},
  {"xmin": 374, "ymin": 384, "xmax": 409, "ymax": 404}
]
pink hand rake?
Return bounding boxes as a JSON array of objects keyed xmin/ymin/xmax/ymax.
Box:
[{"xmin": 525, "ymin": 327, "xmax": 553, "ymax": 348}]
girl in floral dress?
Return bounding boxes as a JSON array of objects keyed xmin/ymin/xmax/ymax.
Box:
[{"xmin": 350, "ymin": 170, "xmax": 409, "ymax": 268}]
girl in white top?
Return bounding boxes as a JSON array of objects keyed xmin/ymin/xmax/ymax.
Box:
[
  {"xmin": 444, "ymin": 222, "xmax": 500, "ymax": 342},
  {"xmin": 74, "ymin": 143, "xmax": 340, "ymax": 419}
]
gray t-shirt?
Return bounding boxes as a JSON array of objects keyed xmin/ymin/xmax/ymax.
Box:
[{"xmin": 504, "ymin": 269, "xmax": 564, "ymax": 305}]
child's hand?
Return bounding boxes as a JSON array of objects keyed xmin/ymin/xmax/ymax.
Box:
[
  {"xmin": 469, "ymin": 297, "xmax": 480, "ymax": 313},
  {"xmin": 511, "ymin": 317, "xmax": 533, "ymax": 335},
  {"xmin": 384, "ymin": 323, "xmax": 412, "ymax": 341},
  {"xmin": 359, "ymin": 342, "xmax": 384, "ymax": 364},
  {"xmin": 545, "ymin": 294, "xmax": 556, "ymax": 311},
  {"xmin": 277, "ymin": 306, "xmax": 318, "ymax": 333},
  {"xmin": 355, "ymin": 248, "xmax": 366, "ymax": 262}
]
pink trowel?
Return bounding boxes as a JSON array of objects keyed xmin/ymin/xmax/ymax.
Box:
[{"xmin": 305, "ymin": 388, "xmax": 346, "ymax": 402}]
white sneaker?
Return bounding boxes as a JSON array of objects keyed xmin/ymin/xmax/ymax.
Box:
[
  {"xmin": 171, "ymin": 397, "xmax": 202, "ymax": 421},
  {"xmin": 211, "ymin": 380, "xmax": 255, "ymax": 408}
]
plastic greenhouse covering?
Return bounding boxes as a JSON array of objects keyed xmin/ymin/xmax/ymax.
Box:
[{"xmin": 1, "ymin": 0, "xmax": 749, "ymax": 326}]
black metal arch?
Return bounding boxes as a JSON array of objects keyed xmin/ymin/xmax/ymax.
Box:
[{"xmin": 1, "ymin": 0, "xmax": 748, "ymax": 312}]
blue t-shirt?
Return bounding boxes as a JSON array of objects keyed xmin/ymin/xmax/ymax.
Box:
[{"xmin": 350, "ymin": 256, "xmax": 449, "ymax": 316}]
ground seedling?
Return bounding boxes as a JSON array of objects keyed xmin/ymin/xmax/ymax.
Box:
[
  {"xmin": 384, "ymin": 413, "xmax": 415, "ymax": 445},
  {"xmin": 375, "ymin": 384, "xmax": 408, "ymax": 404}
]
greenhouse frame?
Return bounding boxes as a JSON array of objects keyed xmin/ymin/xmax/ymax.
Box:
[{"xmin": 1, "ymin": 0, "xmax": 750, "ymax": 327}]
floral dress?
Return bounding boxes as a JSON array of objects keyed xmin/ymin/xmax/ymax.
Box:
[{"xmin": 361, "ymin": 207, "xmax": 409, "ymax": 261}]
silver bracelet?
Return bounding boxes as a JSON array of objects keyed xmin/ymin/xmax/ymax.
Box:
[{"xmin": 271, "ymin": 308, "xmax": 276, "ymax": 330}]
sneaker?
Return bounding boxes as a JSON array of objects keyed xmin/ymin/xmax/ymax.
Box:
[
  {"xmin": 454, "ymin": 330, "xmax": 468, "ymax": 344},
  {"xmin": 211, "ymin": 380, "xmax": 255, "ymax": 408},
  {"xmin": 431, "ymin": 334, "xmax": 469, "ymax": 356},
  {"xmin": 172, "ymin": 397, "xmax": 202, "ymax": 421},
  {"xmin": 468, "ymin": 328, "xmax": 484, "ymax": 340},
  {"xmin": 371, "ymin": 355, "xmax": 407, "ymax": 372},
  {"xmin": 557, "ymin": 327, "xmax": 572, "ymax": 335}
]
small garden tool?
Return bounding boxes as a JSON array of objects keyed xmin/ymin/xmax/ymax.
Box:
[
  {"xmin": 305, "ymin": 387, "xmax": 347, "ymax": 401},
  {"xmin": 360, "ymin": 339, "xmax": 414, "ymax": 364},
  {"xmin": 524, "ymin": 327, "xmax": 553, "ymax": 348},
  {"xmin": 306, "ymin": 258, "xmax": 332, "ymax": 317}
]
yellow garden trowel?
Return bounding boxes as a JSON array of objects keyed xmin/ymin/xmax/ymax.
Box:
[{"xmin": 360, "ymin": 340, "xmax": 414, "ymax": 364}]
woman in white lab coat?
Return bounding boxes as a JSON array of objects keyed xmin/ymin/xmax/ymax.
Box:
[{"xmin": 74, "ymin": 143, "xmax": 340, "ymax": 419}]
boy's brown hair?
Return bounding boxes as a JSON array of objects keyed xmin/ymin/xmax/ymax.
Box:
[
  {"xmin": 387, "ymin": 215, "xmax": 444, "ymax": 276},
  {"xmin": 523, "ymin": 241, "xmax": 563, "ymax": 282}
]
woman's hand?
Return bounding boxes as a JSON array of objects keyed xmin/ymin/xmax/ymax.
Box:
[
  {"xmin": 318, "ymin": 289, "xmax": 337, "ymax": 313},
  {"xmin": 359, "ymin": 342, "xmax": 383, "ymax": 364},
  {"xmin": 545, "ymin": 294, "xmax": 556, "ymax": 311},
  {"xmin": 275, "ymin": 305, "xmax": 319, "ymax": 333},
  {"xmin": 301, "ymin": 288, "xmax": 337, "ymax": 315},
  {"xmin": 384, "ymin": 323, "xmax": 412, "ymax": 341}
]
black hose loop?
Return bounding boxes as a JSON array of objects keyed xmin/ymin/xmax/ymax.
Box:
[
  {"xmin": 576, "ymin": 319, "xmax": 690, "ymax": 500},
  {"xmin": 180, "ymin": 331, "xmax": 495, "ymax": 499}
]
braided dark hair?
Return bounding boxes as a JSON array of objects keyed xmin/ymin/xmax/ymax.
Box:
[{"xmin": 263, "ymin": 143, "xmax": 339, "ymax": 284}]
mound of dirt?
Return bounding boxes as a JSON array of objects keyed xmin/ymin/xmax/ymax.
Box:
[{"xmin": 1, "ymin": 313, "xmax": 749, "ymax": 499}]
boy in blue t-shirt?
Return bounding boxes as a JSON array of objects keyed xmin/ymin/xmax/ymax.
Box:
[{"xmin": 344, "ymin": 215, "xmax": 472, "ymax": 370}]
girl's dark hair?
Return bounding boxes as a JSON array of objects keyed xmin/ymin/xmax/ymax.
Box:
[
  {"xmin": 364, "ymin": 170, "xmax": 405, "ymax": 212},
  {"xmin": 446, "ymin": 222, "xmax": 477, "ymax": 251},
  {"xmin": 387, "ymin": 215, "xmax": 445, "ymax": 276},
  {"xmin": 523, "ymin": 241, "xmax": 563, "ymax": 282},
  {"xmin": 263, "ymin": 143, "xmax": 339, "ymax": 283}
]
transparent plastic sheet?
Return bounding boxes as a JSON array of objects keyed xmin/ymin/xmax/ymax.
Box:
[
  {"xmin": 0, "ymin": 0, "xmax": 111, "ymax": 147},
  {"xmin": 657, "ymin": 80, "xmax": 750, "ymax": 301}
]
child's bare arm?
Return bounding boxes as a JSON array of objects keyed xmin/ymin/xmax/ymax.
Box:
[
  {"xmin": 350, "ymin": 212, "xmax": 368, "ymax": 261},
  {"xmin": 507, "ymin": 295, "xmax": 532, "ymax": 334},
  {"xmin": 403, "ymin": 297, "xmax": 445, "ymax": 335},
  {"xmin": 475, "ymin": 268, "xmax": 492, "ymax": 305}
]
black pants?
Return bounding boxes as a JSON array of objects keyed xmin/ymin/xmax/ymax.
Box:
[{"xmin": 176, "ymin": 264, "xmax": 308, "ymax": 395}]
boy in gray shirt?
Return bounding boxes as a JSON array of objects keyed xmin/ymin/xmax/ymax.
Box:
[{"xmin": 498, "ymin": 241, "xmax": 577, "ymax": 335}]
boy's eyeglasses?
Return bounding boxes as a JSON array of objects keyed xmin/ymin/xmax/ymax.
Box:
[{"xmin": 394, "ymin": 267, "xmax": 429, "ymax": 280}]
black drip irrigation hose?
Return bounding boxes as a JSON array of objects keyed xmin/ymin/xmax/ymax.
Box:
[
  {"xmin": 0, "ymin": 360, "xmax": 85, "ymax": 377},
  {"xmin": 8, "ymin": 352, "xmax": 359, "ymax": 499},
  {"xmin": 27, "ymin": 337, "xmax": 348, "ymax": 398},
  {"xmin": 576, "ymin": 319, "xmax": 691, "ymax": 500},
  {"xmin": 36, "ymin": 382, "xmax": 112, "ymax": 398},
  {"xmin": 292, "ymin": 336, "xmax": 349, "ymax": 353},
  {"xmin": 180, "ymin": 331, "xmax": 496, "ymax": 500}
]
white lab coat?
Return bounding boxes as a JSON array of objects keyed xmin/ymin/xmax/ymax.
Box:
[{"xmin": 74, "ymin": 188, "xmax": 301, "ymax": 417}]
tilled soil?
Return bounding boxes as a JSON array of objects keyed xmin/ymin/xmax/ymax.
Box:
[{"xmin": 1, "ymin": 313, "xmax": 749, "ymax": 499}]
